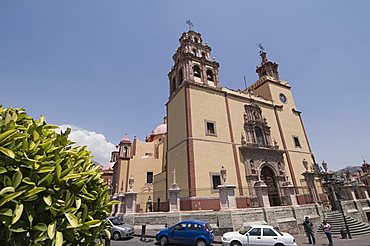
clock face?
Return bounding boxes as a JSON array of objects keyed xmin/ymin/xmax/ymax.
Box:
[{"xmin": 279, "ymin": 93, "xmax": 287, "ymax": 104}]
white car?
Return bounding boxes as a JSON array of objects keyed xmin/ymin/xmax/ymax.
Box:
[{"xmin": 221, "ymin": 225, "xmax": 297, "ymax": 246}]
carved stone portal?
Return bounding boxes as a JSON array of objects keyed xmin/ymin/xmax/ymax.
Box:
[{"xmin": 240, "ymin": 103, "xmax": 289, "ymax": 207}]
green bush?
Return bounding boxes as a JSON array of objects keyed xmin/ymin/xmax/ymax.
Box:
[{"xmin": 0, "ymin": 106, "xmax": 114, "ymax": 245}]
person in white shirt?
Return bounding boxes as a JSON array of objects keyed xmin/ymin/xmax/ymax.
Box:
[{"xmin": 321, "ymin": 220, "xmax": 333, "ymax": 246}]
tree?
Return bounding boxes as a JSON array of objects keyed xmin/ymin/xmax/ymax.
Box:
[{"xmin": 0, "ymin": 106, "xmax": 114, "ymax": 245}]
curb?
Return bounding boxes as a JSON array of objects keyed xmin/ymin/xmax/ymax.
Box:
[{"xmin": 133, "ymin": 233, "xmax": 223, "ymax": 244}]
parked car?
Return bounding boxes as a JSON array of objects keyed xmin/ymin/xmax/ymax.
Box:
[
  {"xmin": 155, "ymin": 220, "xmax": 214, "ymax": 246},
  {"xmin": 107, "ymin": 216, "xmax": 135, "ymax": 240},
  {"xmin": 221, "ymin": 224, "xmax": 297, "ymax": 246}
]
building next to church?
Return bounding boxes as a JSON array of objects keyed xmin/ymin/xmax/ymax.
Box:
[{"xmin": 110, "ymin": 29, "xmax": 325, "ymax": 213}]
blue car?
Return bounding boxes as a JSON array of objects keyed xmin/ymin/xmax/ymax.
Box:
[{"xmin": 156, "ymin": 220, "xmax": 214, "ymax": 246}]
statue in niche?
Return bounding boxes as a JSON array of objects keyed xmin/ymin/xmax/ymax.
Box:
[
  {"xmin": 220, "ymin": 165, "xmax": 227, "ymax": 185},
  {"xmin": 129, "ymin": 175, "xmax": 134, "ymax": 192}
]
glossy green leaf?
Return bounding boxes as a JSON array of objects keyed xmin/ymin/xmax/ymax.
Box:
[
  {"xmin": 47, "ymin": 221, "xmax": 56, "ymax": 239},
  {"xmin": 34, "ymin": 222, "xmax": 47, "ymax": 231},
  {"xmin": 0, "ymin": 147, "xmax": 15, "ymax": 159},
  {"xmin": 0, "ymin": 129, "xmax": 17, "ymax": 142},
  {"xmin": 0, "ymin": 208, "xmax": 12, "ymax": 217},
  {"xmin": 75, "ymin": 197, "xmax": 81, "ymax": 210},
  {"xmin": 84, "ymin": 220, "xmax": 101, "ymax": 228},
  {"xmin": 61, "ymin": 173, "xmax": 81, "ymax": 181},
  {"xmin": 65, "ymin": 213, "xmax": 78, "ymax": 228},
  {"xmin": 55, "ymin": 231, "xmax": 63, "ymax": 246},
  {"xmin": 43, "ymin": 195, "xmax": 52, "ymax": 206},
  {"xmin": 22, "ymin": 177, "xmax": 35, "ymax": 186},
  {"xmin": 12, "ymin": 171, "xmax": 22, "ymax": 189},
  {"xmin": 11, "ymin": 203, "xmax": 24, "ymax": 224},
  {"xmin": 0, "ymin": 191, "xmax": 26, "ymax": 206},
  {"xmin": 25, "ymin": 187, "xmax": 45, "ymax": 197},
  {"xmin": 0, "ymin": 167, "xmax": 7, "ymax": 174},
  {"xmin": 0, "ymin": 187, "xmax": 15, "ymax": 196}
]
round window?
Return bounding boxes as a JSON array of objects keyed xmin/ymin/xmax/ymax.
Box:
[{"xmin": 279, "ymin": 93, "xmax": 287, "ymax": 104}]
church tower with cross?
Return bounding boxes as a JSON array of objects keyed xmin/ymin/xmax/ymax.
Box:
[
  {"xmin": 110, "ymin": 26, "xmax": 322, "ymax": 214},
  {"xmin": 162, "ymin": 27, "xmax": 319, "ymax": 211},
  {"xmin": 168, "ymin": 30, "xmax": 220, "ymax": 97}
]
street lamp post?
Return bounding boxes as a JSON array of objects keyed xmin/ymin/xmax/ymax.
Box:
[
  {"xmin": 321, "ymin": 161, "xmax": 352, "ymax": 239},
  {"xmin": 334, "ymin": 180, "xmax": 352, "ymax": 239}
]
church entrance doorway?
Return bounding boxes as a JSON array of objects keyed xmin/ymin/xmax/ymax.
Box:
[{"xmin": 261, "ymin": 166, "xmax": 281, "ymax": 206}]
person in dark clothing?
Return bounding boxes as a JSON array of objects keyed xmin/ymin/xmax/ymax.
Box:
[{"xmin": 303, "ymin": 216, "xmax": 316, "ymax": 245}]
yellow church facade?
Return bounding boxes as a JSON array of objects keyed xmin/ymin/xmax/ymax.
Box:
[{"xmin": 111, "ymin": 30, "xmax": 324, "ymax": 213}]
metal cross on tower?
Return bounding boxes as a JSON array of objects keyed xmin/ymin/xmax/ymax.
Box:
[{"xmin": 186, "ymin": 19, "xmax": 194, "ymax": 31}]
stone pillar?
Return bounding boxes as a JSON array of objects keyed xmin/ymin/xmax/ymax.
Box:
[
  {"xmin": 302, "ymin": 171, "xmax": 319, "ymax": 203},
  {"xmin": 169, "ymin": 186, "xmax": 181, "ymax": 212},
  {"xmin": 364, "ymin": 189, "xmax": 370, "ymax": 199},
  {"xmin": 358, "ymin": 183, "xmax": 369, "ymax": 199},
  {"xmin": 218, "ymin": 184, "xmax": 237, "ymax": 210},
  {"xmin": 350, "ymin": 189, "xmax": 357, "ymax": 201},
  {"xmin": 124, "ymin": 191, "xmax": 137, "ymax": 214},
  {"xmin": 169, "ymin": 169, "xmax": 181, "ymax": 212},
  {"xmin": 282, "ymin": 183, "xmax": 298, "ymax": 206},
  {"xmin": 116, "ymin": 192, "xmax": 125, "ymax": 215},
  {"xmin": 254, "ymin": 180, "xmax": 270, "ymax": 207}
]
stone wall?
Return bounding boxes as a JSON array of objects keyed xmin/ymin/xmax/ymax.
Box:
[
  {"xmin": 121, "ymin": 201, "xmax": 370, "ymax": 236},
  {"xmin": 342, "ymin": 199, "xmax": 370, "ymax": 223},
  {"xmin": 120, "ymin": 204, "xmax": 324, "ymax": 235}
]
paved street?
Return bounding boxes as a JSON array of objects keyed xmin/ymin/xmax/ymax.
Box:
[{"xmin": 105, "ymin": 233, "xmax": 370, "ymax": 246}]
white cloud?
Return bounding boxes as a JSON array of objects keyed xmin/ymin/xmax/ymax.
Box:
[{"xmin": 58, "ymin": 124, "xmax": 116, "ymax": 165}]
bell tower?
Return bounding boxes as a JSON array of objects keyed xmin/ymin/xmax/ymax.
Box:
[{"xmin": 168, "ymin": 30, "xmax": 220, "ymax": 97}]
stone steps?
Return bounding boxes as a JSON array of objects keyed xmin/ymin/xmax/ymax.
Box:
[{"xmin": 317, "ymin": 211, "xmax": 370, "ymax": 236}]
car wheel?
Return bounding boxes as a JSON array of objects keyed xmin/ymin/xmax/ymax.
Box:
[
  {"xmin": 113, "ymin": 232, "xmax": 121, "ymax": 240},
  {"xmin": 159, "ymin": 236, "xmax": 168, "ymax": 246},
  {"xmin": 196, "ymin": 239, "xmax": 207, "ymax": 246},
  {"xmin": 230, "ymin": 241, "xmax": 242, "ymax": 246},
  {"xmin": 274, "ymin": 243, "xmax": 285, "ymax": 246}
]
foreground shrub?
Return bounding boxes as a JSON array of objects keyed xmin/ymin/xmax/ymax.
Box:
[{"xmin": 0, "ymin": 106, "xmax": 113, "ymax": 245}]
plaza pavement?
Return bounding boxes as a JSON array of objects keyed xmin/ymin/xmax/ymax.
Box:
[{"xmin": 130, "ymin": 229, "xmax": 370, "ymax": 246}]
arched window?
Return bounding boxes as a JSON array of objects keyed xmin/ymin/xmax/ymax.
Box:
[
  {"xmin": 193, "ymin": 65, "xmax": 201, "ymax": 78},
  {"xmin": 255, "ymin": 127, "xmax": 265, "ymax": 146},
  {"xmin": 123, "ymin": 146, "xmax": 128, "ymax": 158},
  {"xmin": 201, "ymin": 52, "xmax": 206, "ymax": 58},
  {"xmin": 192, "ymin": 49, "xmax": 197, "ymax": 56},
  {"xmin": 179, "ymin": 69, "xmax": 184, "ymax": 84},
  {"xmin": 194, "ymin": 37, "xmax": 198, "ymax": 43},
  {"xmin": 206, "ymin": 69, "xmax": 214, "ymax": 81}
]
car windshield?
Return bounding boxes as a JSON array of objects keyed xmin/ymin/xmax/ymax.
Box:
[
  {"xmin": 205, "ymin": 223, "xmax": 212, "ymax": 231},
  {"xmin": 109, "ymin": 217, "xmax": 124, "ymax": 225},
  {"xmin": 274, "ymin": 228, "xmax": 284, "ymax": 236},
  {"xmin": 239, "ymin": 226, "xmax": 251, "ymax": 235}
]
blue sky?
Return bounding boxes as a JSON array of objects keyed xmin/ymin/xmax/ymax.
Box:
[{"xmin": 0, "ymin": 1, "xmax": 369, "ymax": 169}]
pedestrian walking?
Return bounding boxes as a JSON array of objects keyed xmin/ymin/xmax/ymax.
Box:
[
  {"xmin": 322, "ymin": 220, "xmax": 333, "ymax": 246},
  {"xmin": 303, "ymin": 216, "xmax": 316, "ymax": 245}
]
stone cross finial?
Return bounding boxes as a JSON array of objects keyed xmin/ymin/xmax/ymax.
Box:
[
  {"xmin": 220, "ymin": 165, "xmax": 227, "ymax": 185},
  {"xmin": 129, "ymin": 175, "xmax": 134, "ymax": 192},
  {"xmin": 172, "ymin": 169, "xmax": 177, "ymax": 185}
]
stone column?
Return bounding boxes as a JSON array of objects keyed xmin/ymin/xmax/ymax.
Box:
[
  {"xmin": 169, "ymin": 169, "xmax": 181, "ymax": 212},
  {"xmin": 218, "ymin": 184, "xmax": 237, "ymax": 210},
  {"xmin": 124, "ymin": 191, "xmax": 137, "ymax": 214},
  {"xmin": 302, "ymin": 171, "xmax": 319, "ymax": 203},
  {"xmin": 282, "ymin": 183, "xmax": 298, "ymax": 206},
  {"xmin": 364, "ymin": 189, "xmax": 370, "ymax": 199},
  {"xmin": 169, "ymin": 186, "xmax": 181, "ymax": 212},
  {"xmin": 254, "ymin": 180, "xmax": 270, "ymax": 207},
  {"xmin": 116, "ymin": 192, "xmax": 125, "ymax": 215}
]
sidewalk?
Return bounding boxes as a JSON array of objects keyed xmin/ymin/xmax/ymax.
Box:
[{"xmin": 136, "ymin": 229, "xmax": 370, "ymax": 245}]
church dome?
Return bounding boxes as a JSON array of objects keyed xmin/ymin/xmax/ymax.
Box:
[
  {"xmin": 152, "ymin": 123, "xmax": 167, "ymax": 135},
  {"xmin": 119, "ymin": 134, "xmax": 131, "ymax": 144},
  {"xmin": 101, "ymin": 162, "xmax": 114, "ymax": 171}
]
